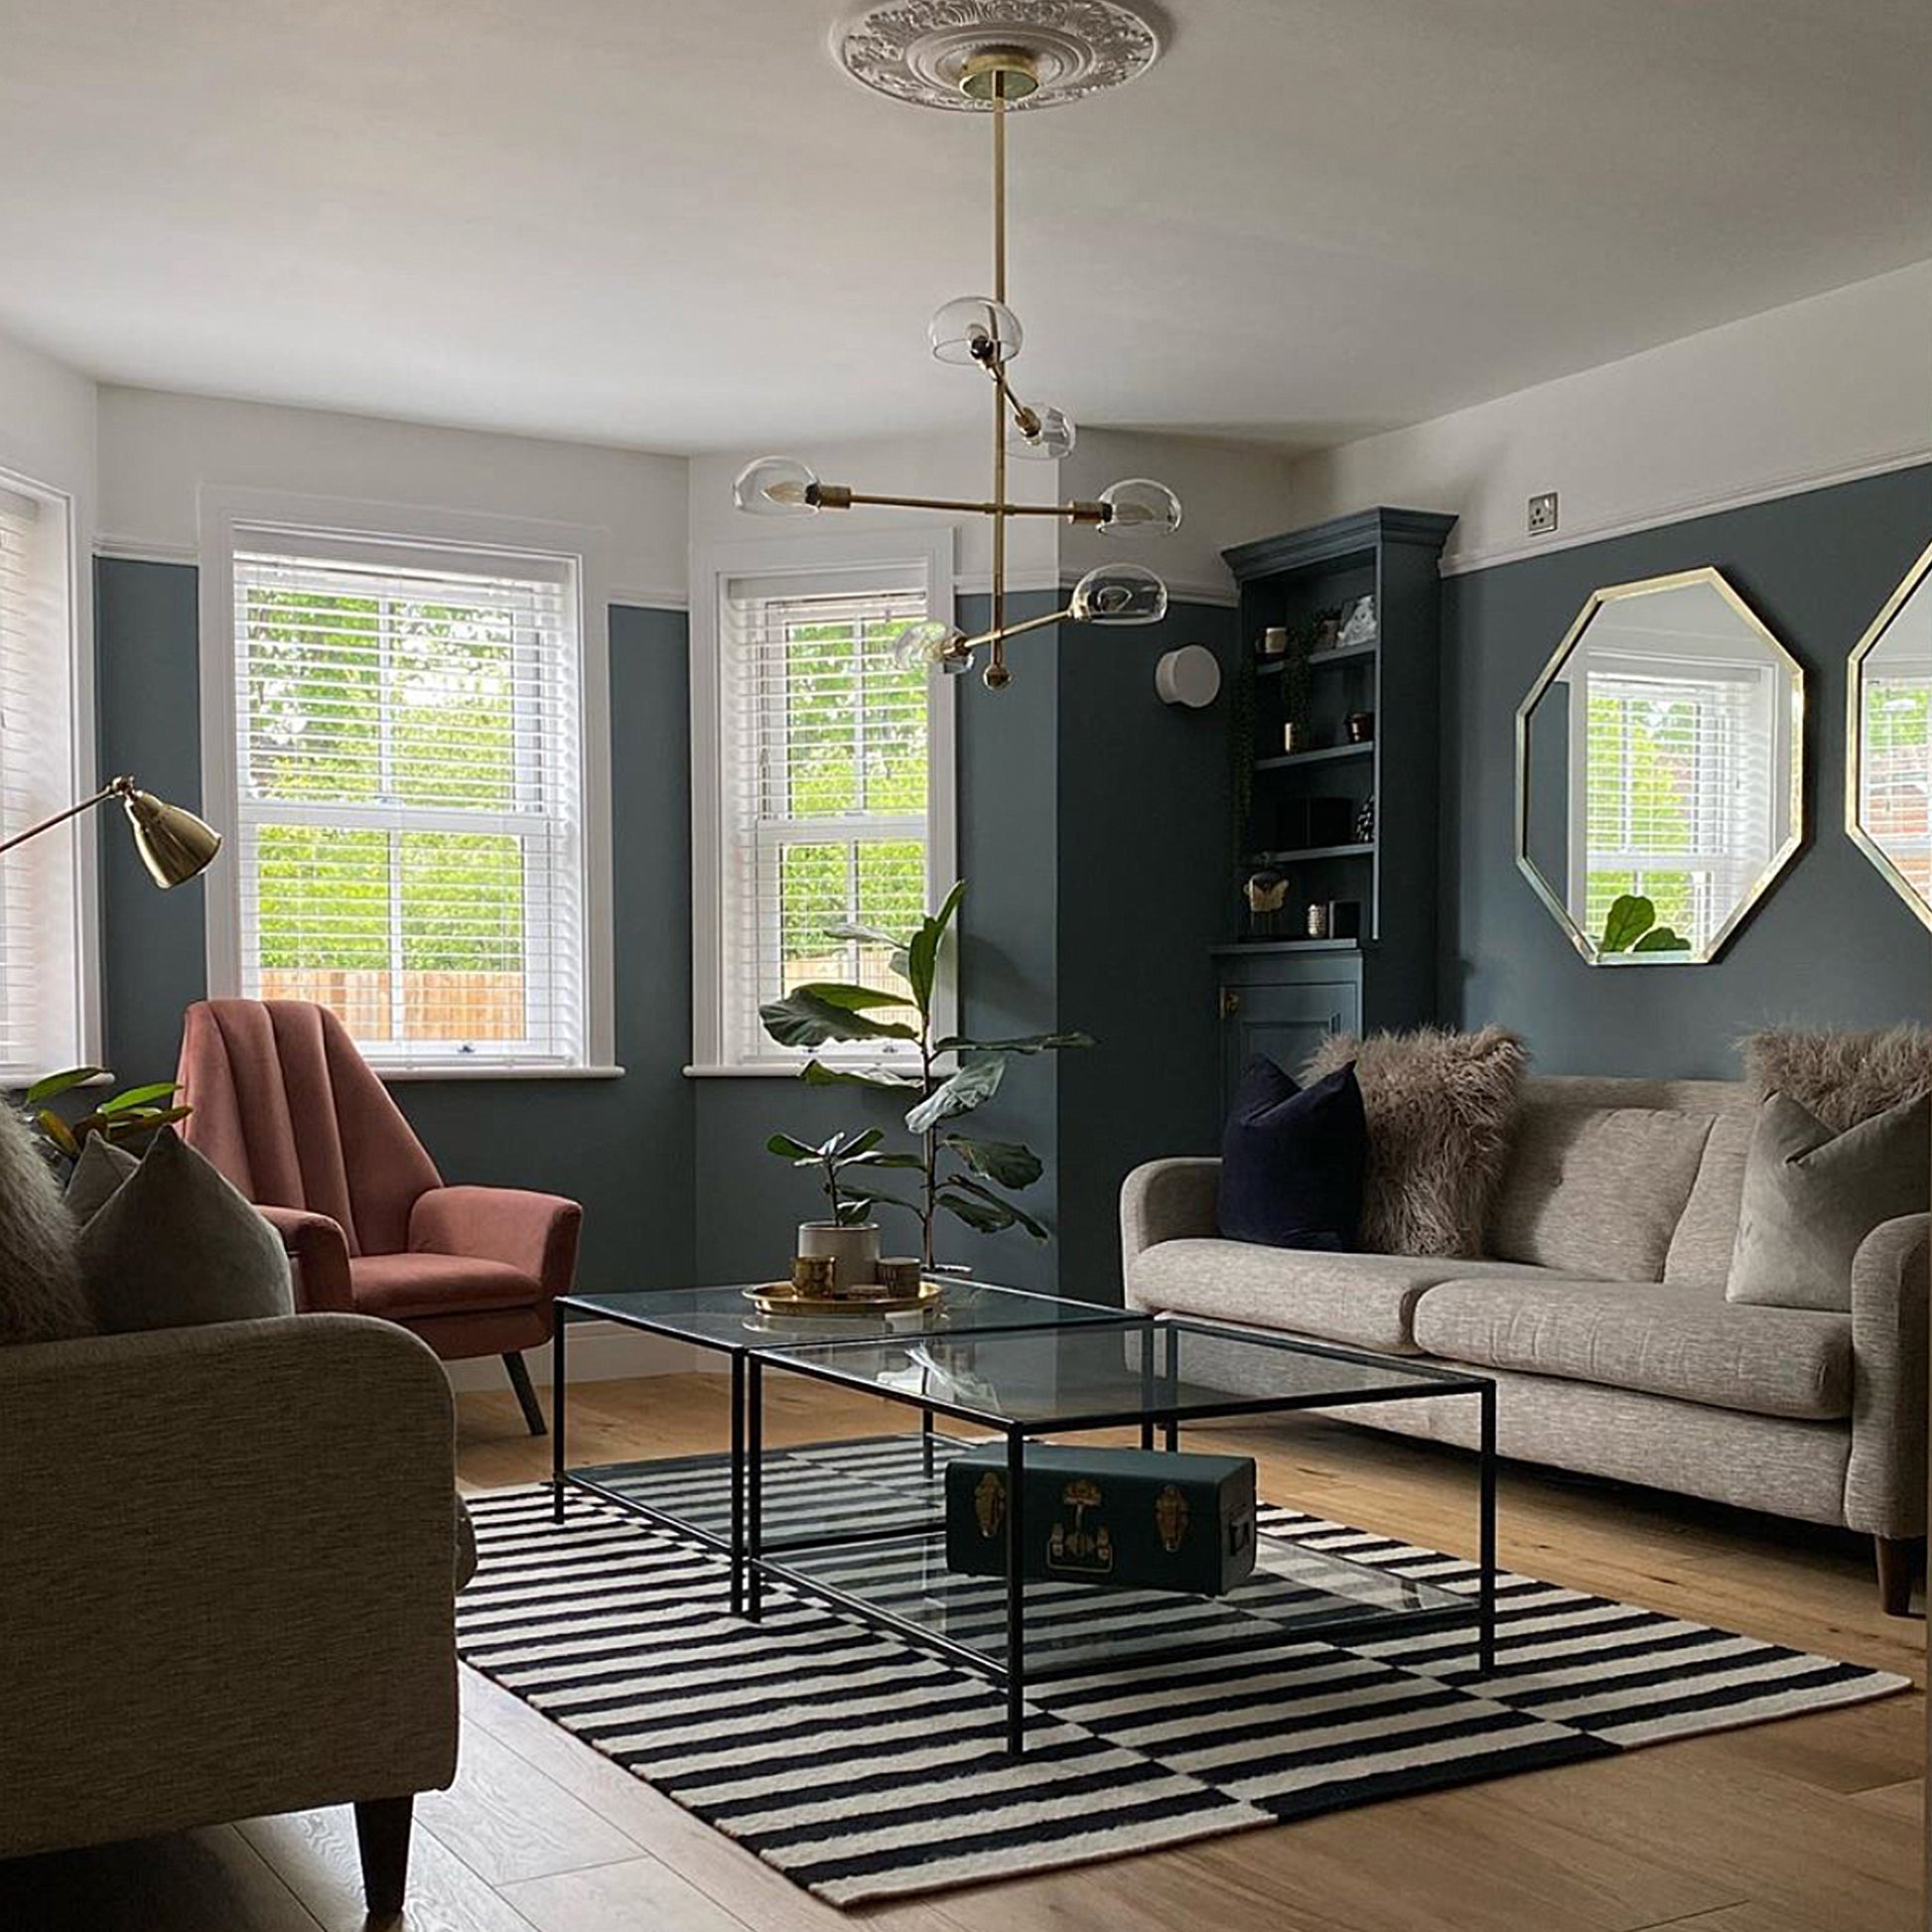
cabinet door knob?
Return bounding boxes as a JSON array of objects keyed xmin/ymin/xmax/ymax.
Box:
[{"xmin": 1219, "ymin": 986, "xmax": 1241, "ymax": 1018}]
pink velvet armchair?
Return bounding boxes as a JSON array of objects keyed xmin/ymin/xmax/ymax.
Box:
[{"xmin": 176, "ymin": 999, "xmax": 581, "ymax": 1434}]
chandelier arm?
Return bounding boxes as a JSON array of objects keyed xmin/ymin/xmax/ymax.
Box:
[
  {"xmin": 960, "ymin": 604, "xmax": 1071, "ymax": 653},
  {"xmin": 982, "ymin": 356, "xmax": 1041, "ymax": 441},
  {"xmin": 832, "ymin": 487, "xmax": 1108, "ymax": 521}
]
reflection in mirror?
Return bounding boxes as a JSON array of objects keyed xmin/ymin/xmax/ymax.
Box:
[
  {"xmin": 1850, "ymin": 541, "xmax": 1932, "ymax": 929},
  {"xmin": 1517, "ymin": 569, "xmax": 1804, "ymax": 965}
]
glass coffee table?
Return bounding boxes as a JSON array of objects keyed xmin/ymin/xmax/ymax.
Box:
[
  {"xmin": 749, "ymin": 1320, "xmax": 1497, "ymax": 1753},
  {"xmin": 549, "ymin": 1282, "xmax": 1145, "ymax": 1614}
]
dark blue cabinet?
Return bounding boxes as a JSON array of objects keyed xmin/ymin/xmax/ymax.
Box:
[{"xmin": 1215, "ymin": 944, "xmax": 1362, "ymax": 1112}]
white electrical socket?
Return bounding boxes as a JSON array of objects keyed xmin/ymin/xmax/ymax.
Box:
[{"xmin": 1528, "ymin": 492, "xmax": 1559, "ymax": 535}]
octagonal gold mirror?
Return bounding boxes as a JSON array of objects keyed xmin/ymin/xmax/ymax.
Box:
[
  {"xmin": 1849, "ymin": 539, "xmax": 1932, "ymax": 929},
  {"xmin": 1517, "ymin": 568, "xmax": 1804, "ymax": 965}
]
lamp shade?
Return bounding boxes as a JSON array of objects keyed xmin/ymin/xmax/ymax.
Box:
[
  {"xmin": 733, "ymin": 456, "xmax": 821, "ymax": 516},
  {"xmin": 1070, "ymin": 562, "xmax": 1169, "ymax": 625},
  {"xmin": 1097, "ymin": 478, "xmax": 1183, "ymax": 536},
  {"xmin": 120, "ymin": 786, "xmax": 222, "ymax": 889},
  {"xmin": 928, "ymin": 296, "xmax": 1023, "ymax": 365}
]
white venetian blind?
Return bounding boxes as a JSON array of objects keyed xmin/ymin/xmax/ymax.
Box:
[
  {"xmin": 230, "ymin": 531, "xmax": 587, "ymax": 1068},
  {"xmin": 0, "ymin": 479, "xmax": 83, "ymax": 1083},
  {"xmin": 1582, "ymin": 663, "xmax": 1777, "ymax": 949},
  {"xmin": 719, "ymin": 566, "xmax": 932, "ymax": 1067}
]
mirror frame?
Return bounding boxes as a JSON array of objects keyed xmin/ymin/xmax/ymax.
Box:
[
  {"xmin": 1514, "ymin": 566, "xmax": 1806, "ymax": 967},
  {"xmin": 1846, "ymin": 538, "xmax": 1932, "ymax": 932}
]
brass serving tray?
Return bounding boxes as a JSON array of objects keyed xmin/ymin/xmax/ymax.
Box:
[{"xmin": 744, "ymin": 1280, "xmax": 942, "ymax": 1317}]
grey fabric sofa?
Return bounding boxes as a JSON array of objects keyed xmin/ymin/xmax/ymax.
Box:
[
  {"xmin": 1122, "ymin": 1076, "xmax": 1930, "ymax": 1612},
  {"xmin": 0, "ymin": 1312, "xmax": 466, "ymax": 1914}
]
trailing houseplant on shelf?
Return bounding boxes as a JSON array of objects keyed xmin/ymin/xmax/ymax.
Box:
[{"xmin": 759, "ymin": 881, "xmax": 1090, "ymax": 1273}]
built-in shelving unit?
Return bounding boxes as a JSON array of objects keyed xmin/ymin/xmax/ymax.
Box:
[{"xmin": 1215, "ymin": 507, "xmax": 1456, "ymax": 1103}]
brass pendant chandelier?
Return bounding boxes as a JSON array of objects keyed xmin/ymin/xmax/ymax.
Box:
[{"xmin": 733, "ymin": 2, "xmax": 1175, "ymax": 690}]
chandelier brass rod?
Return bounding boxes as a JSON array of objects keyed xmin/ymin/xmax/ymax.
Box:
[
  {"xmin": 838, "ymin": 489, "xmax": 1103, "ymax": 520},
  {"xmin": 960, "ymin": 604, "xmax": 1068, "ymax": 653},
  {"xmin": 989, "ymin": 94, "xmax": 1010, "ymax": 684}
]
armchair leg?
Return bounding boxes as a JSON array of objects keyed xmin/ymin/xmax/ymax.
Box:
[
  {"xmin": 1874, "ymin": 1536, "xmax": 1921, "ymax": 1616},
  {"xmin": 353, "ymin": 1795, "xmax": 414, "ymax": 1919},
  {"xmin": 504, "ymin": 1350, "xmax": 546, "ymax": 1436}
]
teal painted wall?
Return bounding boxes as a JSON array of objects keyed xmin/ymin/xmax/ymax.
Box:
[{"xmin": 1441, "ymin": 464, "xmax": 1932, "ymax": 1070}]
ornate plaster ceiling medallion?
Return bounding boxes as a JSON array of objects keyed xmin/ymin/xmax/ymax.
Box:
[{"xmin": 835, "ymin": 0, "xmax": 1163, "ymax": 111}]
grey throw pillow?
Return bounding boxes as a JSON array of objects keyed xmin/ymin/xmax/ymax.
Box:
[
  {"xmin": 0, "ymin": 1105, "xmax": 92, "ymax": 1344},
  {"xmin": 1726, "ymin": 1091, "xmax": 1931, "ymax": 1311},
  {"xmin": 64, "ymin": 1135, "xmax": 140, "ymax": 1223},
  {"xmin": 76, "ymin": 1127, "xmax": 294, "ymax": 1333}
]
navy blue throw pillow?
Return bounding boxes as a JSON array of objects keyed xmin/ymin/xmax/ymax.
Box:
[{"xmin": 1216, "ymin": 1055, "xmax": 1366, "ymax": 1250}]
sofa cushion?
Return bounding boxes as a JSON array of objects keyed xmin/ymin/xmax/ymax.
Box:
[
  {"xmin": 1127, "ymin": 1239, "xmax": 1559, "ymax": 1354},
  {"xmin": 1488, "ymin": 1106, "xmax": 1714, "ymax": 1280},
  {"xmin": 1664, "ymin": 1110, "xmax": 1753, "ymax": 1289},
  {"xmin": 1411, "ymin": 1277, "xmax": 1852, "ymax": 1421},
  {"xmin": 1216, "ymin": 1056, "xmax": 1366, "ymax": 1251},
  {"xmin": 1726, "ymin": 1091, "xmax": 1931, "ymax": 1311},
  {"xmin": 351, "ymin": 1252, "xmax": 541, "ymax": 1320},
  {"xmin": 1742, "ymin": 1023, "xmax": 1932, "ymax": 1133},
  {"xmin": 0, "ymin": 1105, "xmax": 92, "ymax": 1345}
]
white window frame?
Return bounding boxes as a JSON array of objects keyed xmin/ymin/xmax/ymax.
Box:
[
  {"xmin": 688, "ymin": 524, "xmax": 957, "ymax": 1076},
  {"xmin": 198, "ymin": 486, "xmax": 618, "ymax": 1079},
  {"xmin": 0, "ymin": 463, "xmax": 96, "ymax": 1082}
]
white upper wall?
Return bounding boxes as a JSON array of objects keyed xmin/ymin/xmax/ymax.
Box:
[
  {"xmin": 1287, "ymin": 260, "xmax": 1932, "ymax": 576},
  {"xmin": 0, "ymin": 328, "xmax": 97, "ymax": 530},
  {"xmin": 97, "ymin": 387, "xmax": 689, "ymax": 607}
]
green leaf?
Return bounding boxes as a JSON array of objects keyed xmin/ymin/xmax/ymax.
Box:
[
  {"xmin": 835, "ymin": 1196, "xmax": 875, "ymax": 1227},
  {"xmin": 26, "ymin": 1066, "xmax": 105, "ymax": 1104},
  {"xmin": 759, "ymin": 988, "xmax": 919, "ymax": 1048},
  {"xmin": 789, "ymin": 981, "xmax": 916, "ymax": 1011},
  {"xmin": 904, "ymin": 882, "xmax": 963, "ymax": 1015},
  {"xmin": 35, "ymin": 1110, "xmax": 78, "ymax": 1156},
  {"xmin": 1632, "ymin": 925, "xmax": 1692, "ymax": 953},
  {"xmin": 823, "ymin": 921, "xmax": 911, "ymax": 951},
  {"xmin": 825, "ymin": 1127, "xmax": 885, "ymax": 1159},
  {"xmin": 765, "ymin": 1133, "xmax": 820, "ymax": 1161},
  {"xmin": 935, "ymin": 1188, "xmax": 1017, "ymax": 1234},
  {"xmin": 800, "ymin": 1059, "xmax": 921, "ymax": 1093},
  {"xmin": 852, "ymin": 1188, "xmax": 921, "ymax": 1220},
  {"xmin": 943, "ymin": 1135, "xmax": 1043, "ymax": 1189},
  {"xmin": 843, "ymin": 1149, "xmax": 927, "ymax": 1171},
  {"xmin": 934, "ymin": 1031, "xmax": 1096, "ymax": 1055},
  {"xmin": 97, "ymin": 1081, "xmax": 180, "ymax": 1115},
  {"xmin": 1598, "ymin": 895, "xmax": 1656, "ymax": 954},
  {"xmin": 905, "ymin": 1055, "xmax": 1005, "ymax": 1136},
  {"xmin": 945, "ymin": 1173, "xmax": 1051, "ymax": 1239}
]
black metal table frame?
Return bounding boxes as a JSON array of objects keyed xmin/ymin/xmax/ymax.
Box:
[
  {"xmin": 547, "ymin": 1288, "xmax": 1153, "ymax": 1614},
  {"xmin": 745, "ymin": 1320, "xmax": 1498, "ymax": 1755}
]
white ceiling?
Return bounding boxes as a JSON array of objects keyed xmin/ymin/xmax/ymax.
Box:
[{"xmin": 4, "ymin": 0, "xmax": 1928, "ymax": 456}]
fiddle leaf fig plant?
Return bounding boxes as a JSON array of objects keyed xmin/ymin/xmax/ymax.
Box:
[
  {"xmin": 22, "ymin": 1065, "xmax": 192, "ymax": 1164},
  {"xmin": 1598, "ymin": 893, "xmax": 1691, "ymax": 956},
  {"xmin": 758, "ymin": 880, "xmax": 1091, "ymax": 1266}
]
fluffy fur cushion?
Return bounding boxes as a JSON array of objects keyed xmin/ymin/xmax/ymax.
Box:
[
  {"xmin": 1740, "ymin": 1024, "xmax": 1932, "ymax": 1133},
  {"xmin": 0, "ymin": 1106, "xmax": 93, "ymax": 1344},
  {"xmin": 1303, "ymin": 1026, "xmax": 1530, "ymax": 1257}
]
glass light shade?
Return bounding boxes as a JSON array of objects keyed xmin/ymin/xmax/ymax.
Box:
[
  {"xmin": 928, "ymin": 295, "xmax": 1024, "ymax": 365},
  {"xmin": 894, "ymin": 619, "xmax": 975, "ymax": 673},
  {"xmin": 733, "ymin": 456, "xmax": 819, "ymax": 516},
  {"xmin": 1008, "ymin": 404, "xmax": 1076, "ymax": 461},
  {"xmin": 1098, "ymin": 477, "xmax": 1183, "ymax": 536},
  {"xmin": 1070, "ymin": 563, "xmax": 1169, "ymax": 626}
]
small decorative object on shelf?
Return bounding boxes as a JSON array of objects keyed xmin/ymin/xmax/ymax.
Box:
[
  {"xmin": 877, "ymin": 1257, "xmax": 924, "ymax": 1293},
  {"xmin": 1306, "ymin": 903, "xmax": 1332, "ymax": 940},
  {"xmin": 1329, "ymin": 899, "xmax": 1364, "ymax": 940},
  {"xmin": 1281, "ymin": 720, "xmax": 1308, "ymax": 755},
  {"xmin": 1260, "ymin": 624, "xmax": 1289, "ymax": 658},
  {"xmin": 1355, "ymin": 794, "xmax": 1377, "ymax": 843},
  {"xmin": 1244, "ymin": 869, "xmax": 1291, "ymax": 938},
  {"xmin": 1337, "ymin": 595, "xmax": 1378, "ymax": 649},
  {"xmin": 1308, "ymin": 607, "xmax": 1344, "ymax": 654},
  {"xmin": 1345, "ymin": 711, "xmax": 1375, "ymax": 744}
]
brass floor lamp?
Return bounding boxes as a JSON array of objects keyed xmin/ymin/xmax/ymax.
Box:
[{"xmin": 0, "ymin": 773, "xmax": 220, "ymax": 888}]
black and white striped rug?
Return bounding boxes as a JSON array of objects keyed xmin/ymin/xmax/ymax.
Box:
[{"xmin": 459, "ymin": 1440, "xmax": 1907, "ymax": 1906}]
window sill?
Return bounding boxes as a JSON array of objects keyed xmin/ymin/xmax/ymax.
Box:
[
  {"xmin": 375, "ymin": 1063, "xmax": 626, "ymax": 1082},
  {"xmin": 683, "ymin": 1061, "xmax": 915, "ymax": 1081}
]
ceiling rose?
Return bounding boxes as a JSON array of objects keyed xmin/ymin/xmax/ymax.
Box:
[{"xmin": 833, "ymin": 0, "xmax": 1163, "ymax": 112}]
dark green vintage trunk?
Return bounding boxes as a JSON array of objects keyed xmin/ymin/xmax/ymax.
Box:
[{"xmin": 943, "ymin": 1444, "xmax": 1258, "ymax": 1595}]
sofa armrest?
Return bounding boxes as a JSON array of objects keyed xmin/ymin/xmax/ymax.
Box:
[
  {"xmin": 258, "ymin": 1204, "xmax": 353, "ymax": 1313},
  {"xmin": 1846, "ymin": 1211, "xmax": 1930, "ymax": 1539},
  {"xmin": 0, "ymin": 1314, "xmax": 460, "ymax": 1861},
  {"xmin": 1121, "ymin": 1159, "xmax": 1221, "ymax": 1287},
  {"xmin": 409, "ymin": 1184, "xmax": 582, "ymax": 1301}
]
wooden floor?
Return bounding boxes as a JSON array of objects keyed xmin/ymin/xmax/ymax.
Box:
[{"xmin": 4, "ymin": 1370, "xmax": 1925, "ymax": 1932}]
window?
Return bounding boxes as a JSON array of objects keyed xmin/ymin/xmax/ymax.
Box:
[
  {"xmin": 694, "ymin": 533, "xmax": 955, "ymax": 1071},
  {"xmin": 211, "ymin": 520, "xmax": 601, "ymax": 1072},
  {"xmin": 1574, "ymin": 658, "xmax": 1780, "ymax": 951},
  {"xmin": 1861, "ymin": 663, "xmax": 1932, "ymax": 901},
  {"xmin": 0, "ymin": 473, "xmax": 86, "ymax": 1082}
]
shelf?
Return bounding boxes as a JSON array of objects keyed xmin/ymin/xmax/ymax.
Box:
[
  {"xmin": 1213, "ymin": 938, "xmax": 1364, "ymax": 955},
  {"xmin": 1255, "ymin": 743, "xmax": 1373, "ymax": 771},
  {"xmin": 1245, "ymin": 842, "xmax": 1376, "ymax": 864},
  {"xmin": 1252, "ymin": 639, "xmax": 1378, "ymax": 675}
]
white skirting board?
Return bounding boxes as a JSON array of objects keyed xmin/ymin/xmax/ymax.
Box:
[{"xmin": 440, "ymin": 1319, "xmax": 707, "ymax": 1393}]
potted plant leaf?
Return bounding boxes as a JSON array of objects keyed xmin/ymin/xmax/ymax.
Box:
[
  {"xmin": 758, "ymin": 881, "xmax": 1090, "ymax": 1271},
  {"xmin": 22, "ymin": 1065, "xmax": 191, "ymax": 1169},
  {"xmin": 764, "ymin": 1125, "xmax": 923, "ymax": 1290}
]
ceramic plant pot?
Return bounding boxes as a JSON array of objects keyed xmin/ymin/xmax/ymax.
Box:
[{"xmin": 795, "ymin": 1221, "xmax": 882, "ymax": 1294}]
